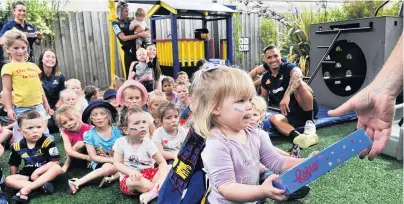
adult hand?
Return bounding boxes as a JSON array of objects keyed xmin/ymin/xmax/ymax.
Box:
[
  {"xmin": 128, "ymin": 71, "xmax": 136, "ymax": 80},
  {"xmin": 328, "ymin": 85, "xmax": 396, "ymax": 160},
  {"xmin": 260, "ymin": 174, "xmax": 287, "ymax": 201},
  {"xmin": 140, "ymin": 73, "xmax": 153, "ymax": 82},
  {"xmin": 279, "ymin": 95, "xmax": 291, "ymax": 115},
  {"xmin": 138, "ymin": 31, "xmax": 149, "ymax": 38},
  {"xmin": 36, "ymin": 32, "xmax": 43, "ymax": 39}
]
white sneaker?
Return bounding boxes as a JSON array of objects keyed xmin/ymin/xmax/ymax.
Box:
[
  {"xmin": 303, "ymin": 120, "xmax": 316, "ymax": 135},
  {"xmin": 293, "ymin": 120, "xmax": 318, "ymax": 149}
]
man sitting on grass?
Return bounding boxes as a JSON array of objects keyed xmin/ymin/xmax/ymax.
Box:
[{"xmin": 5, "ymin": 110, "xmax": 63, "ymax": 203}]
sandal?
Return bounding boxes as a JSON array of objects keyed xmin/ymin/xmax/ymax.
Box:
[
  {"xmin": 12, "ymin": 190, "xmax": 29, "ymax": 203},
  {"xmin": 68, "ymin": 178, "xmax": 79, "ymax": 195},
  {"xmin": 42, "ymin": 182, "xmax": 54, "ymax": 194},
  {"xmin": 99, "ymin": 176, "xmax": 113, "ymax": 188}
]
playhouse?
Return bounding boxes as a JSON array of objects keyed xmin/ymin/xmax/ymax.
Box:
[{"xmin": 108, "ymin": 0, "xmax": 236, "ymax": 78}]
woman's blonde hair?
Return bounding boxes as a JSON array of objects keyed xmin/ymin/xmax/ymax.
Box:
[
  {"xmin": 2, "ymin": 30, "xmax": 29, "ymax": 61},
  {"xmin": 251, "ymin": 95, "xmax": 267, "ymax": 120},
  {"xmin": 191, "ymin": 66, "xmax": 256, "ymax": 138},
  {"xmin": 54, "ymin": 105, "xmax": 81, "ymax": 128}
]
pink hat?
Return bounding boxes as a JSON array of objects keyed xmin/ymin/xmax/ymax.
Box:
[{"xmin": 116, "ymin": 80, "xmax": 148, "ymax": 106}]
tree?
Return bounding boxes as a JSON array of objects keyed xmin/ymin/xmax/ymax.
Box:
[
  {"xmin": 260, "ymin": 18, "xmax": 278, "ymax": 46},
  {"xmin": 342, "ymin": 0, "xmax": 402, "ymax": 20}
]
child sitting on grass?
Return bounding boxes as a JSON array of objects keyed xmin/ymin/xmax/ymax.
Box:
[
  {"xmin": 152, "ymin": 102, "xmax": 186, "ymax": 164},
  {"xmin": 175, "ymin": 82, "xmax": 192, "ymax": 114},
  {"xmin": 147, "ymin": 91, "xmax": 167, "ymax": 128},
  {"xmin": 6, "ymin": 110, "xmax": 62, "ymax": 203},
  {"xmin": 65, "ymin": 79, "xmax": 88, "ymax": 113},
  {"xmin": 54, "ymin": 106, "xmax": 92, "ymax": 173},
  {"xmin": 116, "ymin": 80, "xmax": 155, "ymax": 135},
  {"xmin": 161, "ymin": 77, "xmax": 179, "ymax": 104},
  {"xmin": 113, "ymin": 107, "xmax": 168, "ymax": 203},
  {"xmin": 84, "ymin": 85, "xmax": 99, "ymax": 103},
  {"xmin": 59, "ymin": 89, "xmax": 78, "ymax": 108},
  {"xmin": 68, "ymin": 100, "xmax": 120, "ymax": 194}
]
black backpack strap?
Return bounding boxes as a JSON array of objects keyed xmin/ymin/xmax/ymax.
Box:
[{"xmin": 399, "ymin": 117, "xmax": 403, "ymax": 127}]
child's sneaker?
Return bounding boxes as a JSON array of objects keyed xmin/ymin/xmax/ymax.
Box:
[{"xmin": 293, "ymin": 120, "xmax": 318, "ymax": 149}]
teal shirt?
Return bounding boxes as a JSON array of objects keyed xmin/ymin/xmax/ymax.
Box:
[{"xmin": 84, "ymin": 126, "xmax": 121, "ymax": 169}]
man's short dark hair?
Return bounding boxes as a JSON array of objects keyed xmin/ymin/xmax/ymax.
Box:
[
  {"xmin": 17, "ymin": 110, "xmax": 41, "ymax": 127},
  {"xmin": 263, "ymin": 45, "xmax": 276, "ymax": 53}
]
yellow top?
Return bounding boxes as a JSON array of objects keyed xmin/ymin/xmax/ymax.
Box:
[{"xmin": 1, "ymin": 62, "xmax": 43, "ymax": 107}]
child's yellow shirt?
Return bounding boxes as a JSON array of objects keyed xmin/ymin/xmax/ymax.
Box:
[{"xmin": 1, "ymin": 62, "xmax": 43, "ymax": 107}]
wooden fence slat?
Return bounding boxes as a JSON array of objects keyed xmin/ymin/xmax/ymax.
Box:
[
  {"xmin": 68, "ymin": 12, "xmax": 80, "ymax": 81},
  {"xmin": 75, "ymin": 12, "xmax": 86, "ymax": 85},
  {"xmin": 83, "ymin": 12, "xmax": 96, "ymax": 86}
]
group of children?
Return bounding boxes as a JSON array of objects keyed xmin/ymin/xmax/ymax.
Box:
[{"xmin": 0, "ymin": 25, "xmax": 318, "ymax": 204}]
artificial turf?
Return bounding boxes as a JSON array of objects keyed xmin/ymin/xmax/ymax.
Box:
[{"xmin": 0, "ymin": 121, "xmax": 402, "ymax": 204}]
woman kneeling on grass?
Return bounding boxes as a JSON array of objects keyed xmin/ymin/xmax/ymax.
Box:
[
  {"xmin": 113, "ymin": 107, "xmax": 169, "ymax": 204},
  {"xmin": 68, "ymin": 100, "xmax": 121, "ymax": 194}
]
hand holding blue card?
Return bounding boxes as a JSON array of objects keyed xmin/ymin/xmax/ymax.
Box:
[{"xmin": 273, "ymin": 129, "xmax": 372, "ymax": 194}]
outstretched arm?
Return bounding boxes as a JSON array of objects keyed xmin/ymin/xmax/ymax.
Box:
[{"xmin": 249, "ymin": 65, "xmax": 266, "ymax": 79}]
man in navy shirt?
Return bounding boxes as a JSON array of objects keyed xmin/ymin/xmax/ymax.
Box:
[{"xmin": 250, "ymin": 45, "xmax": 319, "ymax": 149}]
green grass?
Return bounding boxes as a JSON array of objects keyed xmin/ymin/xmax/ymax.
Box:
[{"xmin": 0, "ymin": 122, "xmax": 402, "ymax": 204}]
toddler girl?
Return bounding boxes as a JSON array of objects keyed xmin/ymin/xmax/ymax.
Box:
[
  {"xmin": 59, "ymin": 89, "xmax": 78, "ymax": 108},
  {"xmin": 1, "ymin": 30, "xmax": 53, "ymax": 142},
  {"xmin": 192, "ymin": 65, "xmax": 313, "ymax": 203},
  {"xmin": 68, "ymin": 100, "xmax": 120, "ymax": 194},
  {"xmin": 161, "ymin": 77, "xmax": 179, "ymax": 104},
  {"xmin": 54, "ymin": 106, "xmax": 92, "ymax": 173},
  {"xmin": 66, "ymin": 79, "xmax": 88, "ymax": 113},
  {"xmin": 116, "ymin": 80, "xmax": 155, "ymax": 135},
  {"xmin": 113, "ymin": 107, "xmax": 168, "ymax": 203},
  {"xmin": 152, "ymin": 102, "xmax": 186, "ymax": 164}
]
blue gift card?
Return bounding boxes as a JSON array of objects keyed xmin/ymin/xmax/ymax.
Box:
[{"xmin": 273, "ymin": 129, "xmax": 372, "ymax": 194}]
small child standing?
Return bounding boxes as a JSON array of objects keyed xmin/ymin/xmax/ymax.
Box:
[
  {"xmin": 113, "ymin": 107, "xmax": 168, "ymax": 203},
  {"xmin": 129, "ymin": 8, "xmax": 151, "ymax": 50},
  {"xmin": 6, "ymin": 110, "xmax": 63, "ymax": 203},
  {"xmin": 192, "ymin": 65, "xmax": 313, "ymax": 203},
  {"xmin": 54, "ymin": 106, "xmax": 92, "ymax": 173},
  {"xmin": 66, "ymin": 79, "xmax": 88, "ymax": 113},
  {"xmin": 175, "ymin": 82, "xmax": 192, "ymax": 114},
  {"xmin": 129, "ymin": 48, "xmax": 154, "ymax": 92},
  {"xmin": 161, "ymin": 77, "xmax": 179, "ymax": 104},
  {"xmin": 68, "ymin": 100, "xmax": 120, "ymax": 194},
  {"xmin": 152, "ymin": 102, "xmax": 186, "ymax": 164},
  {"xmin": 1, "ymin": 30, "xmax": 53, "ymax": 142}
]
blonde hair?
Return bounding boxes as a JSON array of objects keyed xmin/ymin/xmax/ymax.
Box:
[
  {"xmin": 2, "ymin": 30, "xmax": 29, "ymax": 61},
  {"xmin": 54, "ymin": 105, "xmax": 81, "ymax": 128},
  {"xmin": 148, "ymin": 90, "xmax": 167, "ymax": 108},
  {"xmin": 251, "ymin": 95, "xmax": 267, "ymax": 119},
  {"xmin": 136, "ymin": 48, "xmax": 147, "ymax": 55},
  {"xmin": 60, "ymin": 89, "xmax": 77, "ymax": 100},
  {"xmin": 191, "ymin": 67, "xmax": 256, "ymax": 138},
  {"xmin": 135, "ymin": 8, "xmax": 146, "ymax": 17},
  {"xmin": 66, "ymin": 78, "xmax": 82, "ymax": 89}
]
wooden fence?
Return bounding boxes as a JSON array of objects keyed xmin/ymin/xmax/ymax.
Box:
[{"xmin": 31, "ymin": 11, "xmax": 264, "ymax": 89}]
